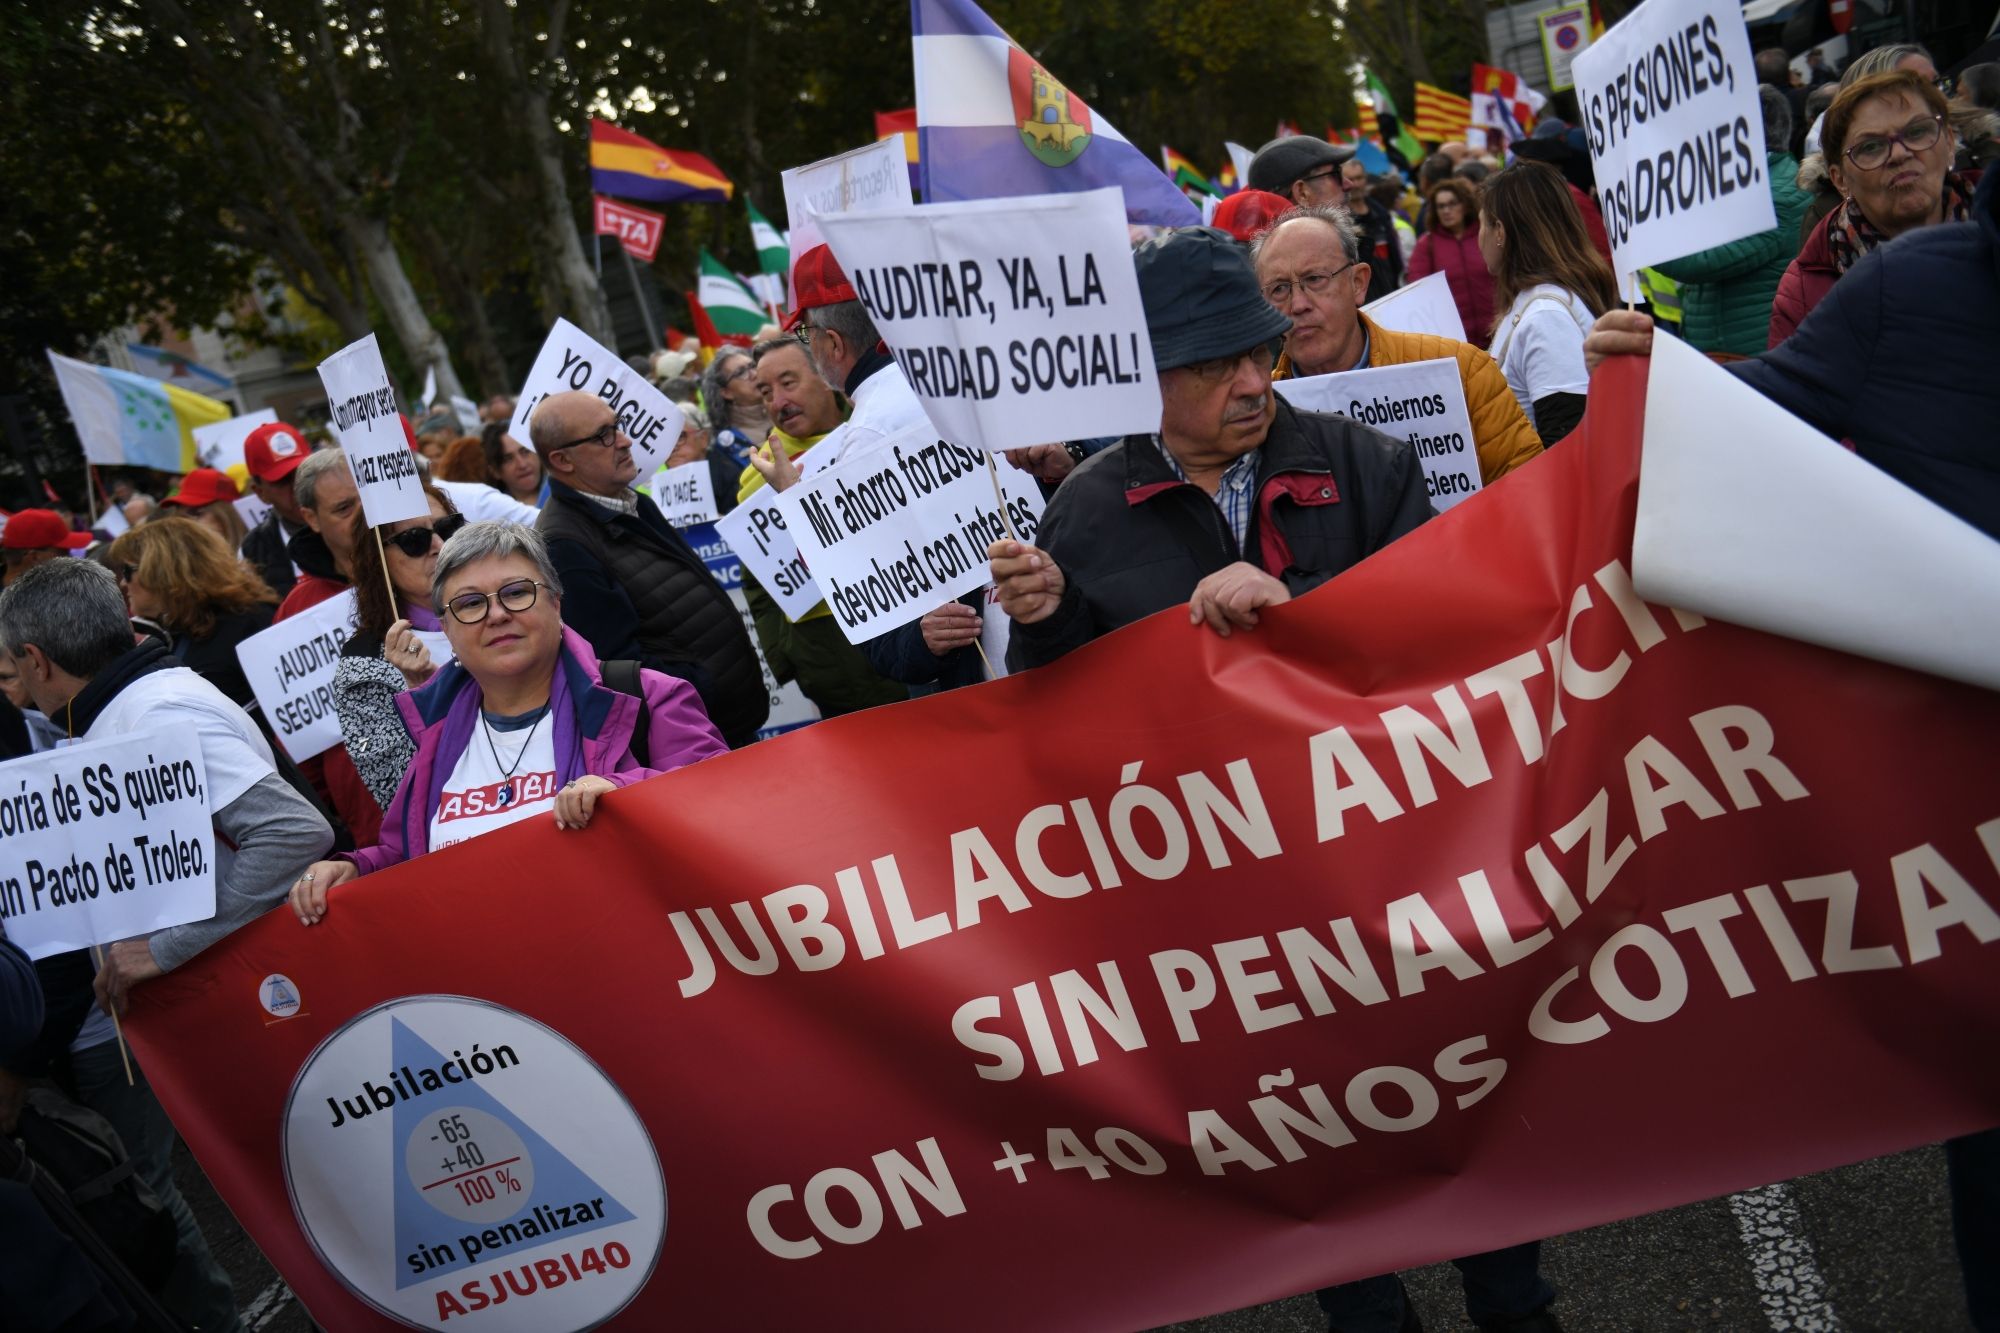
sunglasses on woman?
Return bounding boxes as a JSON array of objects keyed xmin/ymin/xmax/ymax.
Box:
[{"xmin": 386, "ymin": 513, "xmax": 468, "ymax": 559}]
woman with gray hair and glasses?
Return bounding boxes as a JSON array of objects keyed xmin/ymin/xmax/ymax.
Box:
[{"xmin": 287, "ymin": 522, "xmax": 727, "ymax": 924}]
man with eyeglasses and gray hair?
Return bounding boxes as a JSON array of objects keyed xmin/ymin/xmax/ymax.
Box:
[
  {"xmin": 530, "ymin": 389, "xmax": 768, "ymax": 747},
  {"xmin": 989, "ymin": 226, "xmax": 1432, "ymax": 671},
  {"xmin": 0, "ymin": 556, "xmax": 332, "ymax": 1333},
  {"xmin": 1250, "ymin": 205, "xmax": 1543, "ymax": 484}
]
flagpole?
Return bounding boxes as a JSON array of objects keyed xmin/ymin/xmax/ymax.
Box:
[{"xmin": 621, "ymin": 243, "xmax": 661, "ymax": 352}]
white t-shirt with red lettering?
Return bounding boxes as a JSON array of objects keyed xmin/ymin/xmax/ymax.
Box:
[{"xmin": 428, "ymin": 708, "xmax": 559, "ymax": 852}]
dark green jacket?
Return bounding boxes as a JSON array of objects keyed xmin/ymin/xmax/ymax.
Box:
[{"xmin": 1654, "ymin": 151, "xmax": 1810, "ymax": 357}]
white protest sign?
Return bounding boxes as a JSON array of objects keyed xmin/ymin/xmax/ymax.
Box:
[
  {"xmin": 1570, "ymin": 0, "xmax": 1774, "ymax": 281},
  {"xmin": 450, "ymin": 394, "xmax": 481, "ymax": 432},
  {"xmin": 420, "ymin": 366, "xmax": 437, "ymax": 408},
  {"xmin": 1632, "ymin": 334, "xmax": 2000, "ymax": 693},
  {"xmin": 233, "ymin": 493, "xmax": 273, "ymax": 536},
  {"xmin": 817, "ymin": 186, "xmax": 1160, "ymax": 455},
  {"xmin": 510, "ymin": 318, "xmax": 684, "ymax": 478},
  {"xmin": 773, "ymin": 425, "xmax": 1047, "ymax": 643},
  {"xmin": 1537, "ymin": 4, "xmax": 1594, "ymax": 92},
  {"xmin": 714, "ymin": 491, "xmax": 820, "ymax": 623},
  {"xmin": 192, "ymin": 408, "xmax": 279, "ymax": 473},
  {"xmin": 0, "ymin": 727, "xmax": 216, "ymax": 960},
  {"xmin": 234, "ymin": 589, "xmax": 358, "ymax": 761},
  {"xmin": 319, "ymin": 334, "xmax": 428, "ymax": 525},
  {"xmin": 1274, "ymin": 357, "xmax": 1483, "ymax": 512},
  {"xmin": 651, "ymin": 461, "xmax": 718, "ymax": 528},
  {"xmin": 780, "ymin": 138, "xmax": 912, "ymax": 284},
  {"xmin": 95, "ymin": 503, "xmax": 131, "ymax": 538},
  {"xmin": 1361, "ymin": 271, "xmax": 1468, "ymax": 344}
]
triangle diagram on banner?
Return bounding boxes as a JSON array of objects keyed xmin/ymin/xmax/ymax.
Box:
[
  {"xmin": 1630, "ymin": 335, "xmax": 2000, "ymax": 692},
  {"xmin": 388, "ymin": 1018, "xmax": 635, "ymax": 1288}
]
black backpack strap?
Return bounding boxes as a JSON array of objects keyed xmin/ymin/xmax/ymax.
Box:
[{"xmin": 600, "ymin": 659, "xmax": 650, "ymax": 768}]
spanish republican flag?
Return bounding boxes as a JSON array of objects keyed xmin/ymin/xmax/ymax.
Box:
[
  {"xmin": 1410, "ymin": 83, "xmax": 1472, "ymax": 143},
  {"xmin": 590, "ymin": 119, "xmax": 732, "ymax": 204},
  {"xmin": 875, "ymin": 108, "xmax": 921, "ymax": 191},
  {"xmin": 1160, "ymin": 146, "xmax": 1220, "ymax": 197}
]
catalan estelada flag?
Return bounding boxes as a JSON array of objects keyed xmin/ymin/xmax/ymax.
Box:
[
  {"xmin": 1410, "ymin": 83, "xmax": 1472, "ymax": 144},
  {"xmin": 590, "ymin": 119, "xmax": 733, "ymax": 204},
  {"xmin": 46, "ymin": 350, "xmax": 231, "ymax": 472},
  {"xmin": 911, "ymin": 0, "xmax": 1197, "ymax": 226},
  {"xmin": 875, "ymin": 108, "xmax": 922, "ymax": 192},
  {"xmin": 1160, "ymin": 146, "xmax": 1220, "ymax": 198}
]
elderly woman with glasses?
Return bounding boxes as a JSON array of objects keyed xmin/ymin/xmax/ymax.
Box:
[
  {"xmin": 1772, "ymin": 69, "xmax": 1973, "ymax": 346},
  {"xmin": 288, "ymin": 522, "xmax": 727, "ymax": 923}
]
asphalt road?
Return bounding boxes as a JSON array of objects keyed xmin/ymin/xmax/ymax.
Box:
[{"xmin": 182, "ymin": 1141, "xmax": 1970, "ymax": 1332}]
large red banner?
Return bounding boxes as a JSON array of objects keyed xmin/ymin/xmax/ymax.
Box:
[{"xmin": 126, "ymin": 362, "xmax": 2000, "ymax": 1331}]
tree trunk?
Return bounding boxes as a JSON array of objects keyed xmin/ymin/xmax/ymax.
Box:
[
  {"xmin": 413, "ymin": 223, "xmax": 512, "ymax": 398},
  {"xmin": 348, "ymin": 213, "xmax": 466, "ymax": 402},
  {"xmin": 478, "ymin": 0, "xmax": 614, "ymax": 344}
]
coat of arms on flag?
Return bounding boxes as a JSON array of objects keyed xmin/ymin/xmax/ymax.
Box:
[{"xmin": 1011, "ymin": 51, "xmax": 1093, "ymax": 167}]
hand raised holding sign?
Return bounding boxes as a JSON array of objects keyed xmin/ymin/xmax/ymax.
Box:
[
  {"xmin": 93, "ymin": 940, "xmax": 164, "ymax": 1018},
  {"xmin": 1188, "ymin": 562, "xmax": 1292, "ymax": 638},
  {"xmin": 920, "ymin": 602, "xmax": 983, "ymax": 655},
  {"xmin": 988, "ymin": 539, "xmax": 1066, "ymax": 624},
  {"xmin": 384, "ymin": 617, "xmax": 436, "ymax": 690}
]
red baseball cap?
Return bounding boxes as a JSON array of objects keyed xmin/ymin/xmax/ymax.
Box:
[
  {"xmin": 243, "ymin": 422, "xmax": 310, "ymax": 483},
  {"xmin": 784, "ymin": 245, "xmax": 860, "ymax": 331},
  {"xmin": 1211, "ymin": 189, "xmax": 1295, "ymax": 244},
  {"xmin": 2, "ymin": 509, "xmax": 92, "ymax": 551},
  {"xmin": 161, "ymin": 468, "xmax": 241, "ymax": 509}
]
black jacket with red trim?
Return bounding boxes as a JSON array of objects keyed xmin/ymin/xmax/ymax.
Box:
[{"xmin": 1006, "ymin": 397, "xmax": 1432, "ymax": 671}]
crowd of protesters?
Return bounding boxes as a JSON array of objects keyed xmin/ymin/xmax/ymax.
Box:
[{"xmin": 1, "ymin": 27, "xmax": 1995, "ymax": 1333}]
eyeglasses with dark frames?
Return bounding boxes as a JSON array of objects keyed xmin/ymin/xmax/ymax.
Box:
[
  {"xmin": 1843, "ymin": 115, "xmax": 1944, "ymax": 171},
  {"xmin": 1261, "ymin": 260, "xmax": 1358, "ymax": 305},
  {"xmin": 445, "ymin": 578, "xmax": 551, "ymax": 625},
  {"xmin": 556, "ymin": 422, "xmax": 621, "ymax": 452},
  {"xmin": 1182, "ymin": 338, "xmax": 1283, "ymax": 385}
]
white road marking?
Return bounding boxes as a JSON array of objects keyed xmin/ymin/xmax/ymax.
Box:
[
  {"xmin": 242, "ymin": 1277, "xmax": 294, "ymax": 1331},
  {"xmin": 1727, "ymin": 1183, "xmax": 1842, "ymax": 1331}
]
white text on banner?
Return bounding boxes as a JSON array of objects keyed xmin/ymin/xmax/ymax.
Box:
[
  {"xmin": 233, "ymin": 589, "xmax": 358, "ymax": 761},
  {"xmin": 774, "ymin": 425, "xmax": 1046, "ymax": 642},
  {"xmin": 318, "ymin": 335, "xmax": 428, "ymax": 525},
  {"xmin": 816, "ymin": 187, "xmax": 1160, "ymax": 453},
  {"xmin": 0, "ymin": 727, "xmax": 216, "ymax": 961},
  {"xmin": 1569, "ymin": 0, "xmax": 1775, "ymax": 280},
  {"xmin": 510, "ymin": 319, "xmax": 684, "ymax": 478},
  {"xmin": 1275, "ymin": 358, "xmax": 1483, "ymax": 511}
]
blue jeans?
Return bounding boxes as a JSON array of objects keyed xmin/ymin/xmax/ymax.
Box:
[
  {"xmin": 72, "ymin": 1038, "xmax": 244, "ymax": 1333},
  {"xmin": 1316, "ymin": 1242, "xmax": 1554, "ymax": 1333},
  {"xmin": 1948, "ymin": 1128, "xmax": 2000, "ymax": 1333}
]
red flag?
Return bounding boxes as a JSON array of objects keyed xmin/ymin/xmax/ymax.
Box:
[{"xmin": 125, "ymin": 359, "xmax": 2000, "ymax": 1332}]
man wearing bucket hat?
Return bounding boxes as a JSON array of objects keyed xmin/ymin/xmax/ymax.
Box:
[
  {"xmin": 239, "ymin": 420, "xmax": 314, "ymax": 599},
  {"xmin": 990, "ymin": 226, "xmax": 1432, "ymax": 671}
]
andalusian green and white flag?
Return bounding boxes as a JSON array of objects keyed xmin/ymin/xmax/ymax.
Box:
[
  {"xmin": 697, "ymin": 248, "xmax": 768, "ymax": 335},
  {"xmin": 747, "ymin": 201, "xmax": 789, "ymax": 276}
]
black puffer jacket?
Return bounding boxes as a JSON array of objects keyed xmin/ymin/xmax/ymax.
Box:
[
  {"xmin": 1007, "ymin": 398, "xmax": 1432, "ymax": 671},
  {"xmin": 538, "ymin": 478, "xmax": 768, "ymax": 745}
]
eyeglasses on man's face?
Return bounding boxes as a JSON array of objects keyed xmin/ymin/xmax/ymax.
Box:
[
  {"xmin": 1262, "ymin": 260, "xmax": 1358, "ymax": 305},
  {"xmin": 1182, "ymin": 339, "xmax": 1282, "ymax": 386},
  {"xmin": 446, "ymin": 578, "xmax": 550, "ymax": 625},
  {"xmin": 557, "ymin": 422, "xmax": 622, "ymax": 452}
]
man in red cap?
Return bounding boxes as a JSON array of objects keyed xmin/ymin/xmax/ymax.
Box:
[
  {"xmin": 774, "ymin": 244, "xmax": 931, "ymax": 485},
  {"xmin": 1, "ymin": 509, "xmax": 92, "ymax": 587},
  {"xmin": 240, "ymin": 420, "xmax": 314, "ymax": 599}
]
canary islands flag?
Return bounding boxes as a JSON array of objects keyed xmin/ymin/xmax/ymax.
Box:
[
  {"xmin": 911, "ymin": 0, "xmax": 1198, "ymax": 227},
  {"xmin": 47, "ymin": 350, "xmax": 231, "ymax": 472},
  {"xmin": 590, "ymin": 119, "xmax": 733, "ymax": 204}
]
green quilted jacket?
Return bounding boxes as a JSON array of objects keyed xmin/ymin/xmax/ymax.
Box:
[{"xmin": 1654, "ymin": 152, "xmax": 1810, "ymax": 357}]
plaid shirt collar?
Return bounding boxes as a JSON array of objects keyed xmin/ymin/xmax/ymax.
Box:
[{"xmin": 1153, "ymin": 437, "xmax": 1260, "ymax": 551}]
